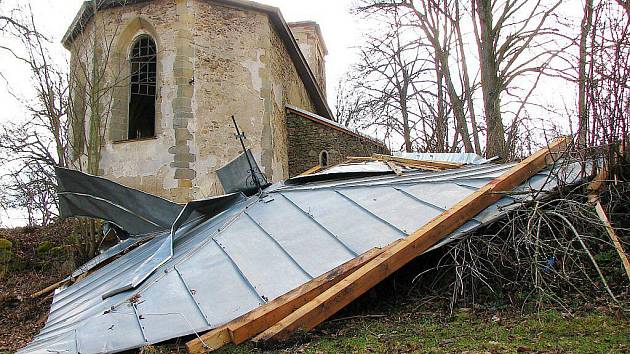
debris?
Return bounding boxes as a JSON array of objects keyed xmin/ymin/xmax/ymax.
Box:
[
  {"xmin": 394, "ymin": 151, "xmax": 494, "ymax": 165},
  {"xmin": 587, "ymin": 165, "xmax": 630, "ymax": 282},
  {"xmin": 385, "ymin": 160, "xmax": 403, "ymax": 176},
  {"xmin": 21, "ymin": 136, "xmax": 593, "ymax": 354},
  {"xmin": 55, "ymin": 167, "xmax": 184, "ymax": 235},
  {"xmin": 347, "ymin": 154, "xmax": 463, "ymax": 171},
  {"xmin": 594, "ymin": 202, "xmax": 630, "ymax": 282}
]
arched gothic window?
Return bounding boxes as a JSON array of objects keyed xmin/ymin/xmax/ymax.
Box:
[{"xmin": 128, "ymin": 35, "xmax": 157, "ymax": 139}]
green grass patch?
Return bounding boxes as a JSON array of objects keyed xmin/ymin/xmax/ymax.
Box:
[{"xmin": 212, "ymin": 308, "xmax": 629, "ymax": 353}]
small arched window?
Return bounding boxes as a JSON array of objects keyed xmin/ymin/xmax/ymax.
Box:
[
  {"xmin": 319, "ymin": 150, "xmax": 329, "ymax": 167},
  {"xmin": 128, "ymin": 35, "xmax": 157, "ymax": 139}
]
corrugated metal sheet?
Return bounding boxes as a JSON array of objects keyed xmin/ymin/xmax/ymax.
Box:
[{"xmin": 19, "ymin": 161, "xmax": 588, "ymax": 354}]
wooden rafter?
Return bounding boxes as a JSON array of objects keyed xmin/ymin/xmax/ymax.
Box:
[
  {"xmin": 347, "ymin": 154, "xmax": 464, "ymax": 171},
  {"xmin": 253, "ymin": 136, "xmax": 571, "ymax": 342},
  {"xmin": 587, "ymin": 164, "xmax": 630, "ymax": 281},
  {"xmin": 372, "ymin": 153, "xmax": 464, "ymax": 169},
  {"xmin": 298, "ymin": 164, "xmax": 323, "ymax": 176}
]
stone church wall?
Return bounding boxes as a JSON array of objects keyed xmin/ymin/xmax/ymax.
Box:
[
  {"xmin": 286, "ymin": 109, "xmax": 389, "ymax": 176},
  {"xmin": 67, "ymin": 0, "xmax": 183, "ymax": 200},
  {"xmin": 67, "ymin": 0, "xmax": 320, "ymax": 203}
]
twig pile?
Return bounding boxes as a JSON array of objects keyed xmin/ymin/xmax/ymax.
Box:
[{"xmin": 413, "ymin": 159, "xmax": 630, "ymax": 312}]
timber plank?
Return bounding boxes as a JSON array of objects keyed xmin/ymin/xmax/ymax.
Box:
[
  {"xmin": 254, "ymin": 136, "xmax": 570, "ymax": 342},
  {"xmin": 385, "ymin": 161, "xmax": 403, "ymax": 176},
  {"xmin": 299, "ymin": 165, "xmax": 323, "ymax": 176},
  {"xmin": 372, "ymin": 153, "xmax": 464, "ymax": 169},
  {"xmin": 595, "ymin": 200, "xmax": 630, "ymax": 281},
  {"xmin": 185, "ymin": 326, "xmax": 230, "ymax": 354}
]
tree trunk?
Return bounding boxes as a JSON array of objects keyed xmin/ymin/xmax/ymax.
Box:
[
  {"xmin": 578, "ymin": 0, "xmax": 594, "ymax": 148},
  {"xmin": 434, "ymin": 56, "xmax": 446, "ymax": 152},
  {"xmin": 475, "ymin": 0, "xmax": 507, "ymax": 159}
]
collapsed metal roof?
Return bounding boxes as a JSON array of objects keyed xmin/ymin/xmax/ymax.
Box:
[{"xmin": 20, "ymin": 160, "xmax": 588, "ymax": 353}]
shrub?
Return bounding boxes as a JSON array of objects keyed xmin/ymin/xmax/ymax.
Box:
[{"xmin": 36, "ymin": 240, "xmax": 53, "ymax": 255}]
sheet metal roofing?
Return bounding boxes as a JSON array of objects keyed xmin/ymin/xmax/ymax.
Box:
[
  {"xmin": 394, "ymin": 152, "xmax": 493, "ymax": 165},
  {"xmin": 19, "ymin": 161, "xmax": 586, "ymax": 353}
]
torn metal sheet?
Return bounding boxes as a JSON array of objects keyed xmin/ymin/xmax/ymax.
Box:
[
  {"xmin": 65, "ymin": 234, "xmax": 156, "ymax": 282},
  {"xmin": 101, "ymin": 193, "xmax": 247, "ymax": 299},
  {"xmin": 55, "ymin": 167, "xmax": 183, "ymax": 234},
  {"xmin": 287, "ymin": 161, "xmax": 398, "ymax": 184},
  {"xmin": 20, "ymin": 160, "xmax": 591, "ymax": 354},
  {"xmin": 217, "ymin": 149, "xmax": 269, "ymax": 196}
]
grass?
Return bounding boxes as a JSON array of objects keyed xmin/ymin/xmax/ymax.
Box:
[{"xmin": 205, "ymin": 306, "xmax": 629, "ymax": 354}]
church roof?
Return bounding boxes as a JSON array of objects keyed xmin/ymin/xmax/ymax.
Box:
[
  {"xmin": 63, "ymin": 0, "xmax": 333, "ymax": 118},
  {"xmin": 18, "ymin": 159, "xmax": 589, "ymax": 353}
]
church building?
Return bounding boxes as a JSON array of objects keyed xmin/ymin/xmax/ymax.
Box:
[{"xmin": 64, "ymin": 0, "xmax": 387, "ymax": 203}]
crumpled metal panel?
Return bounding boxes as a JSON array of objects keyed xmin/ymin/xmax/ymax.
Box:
[
  {"xmin": 323, "ymin": 161, "xmax": 394, "ymax": 174},
  {"xmin": 19, "ymin": 161, "xmax": 591, "ymax": 354},
  {"xmin": 55, "ymin": 167, "xmax": 183, "ymax": 234},
  {"xmin": 287, "ymin": 161, "xmax": 396, "ymax": 184},
  {"xmin": 66, "ymin": 234, "xmax": 155, "ymax": 282}
]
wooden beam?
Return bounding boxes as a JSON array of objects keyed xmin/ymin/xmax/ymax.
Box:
[
  {"xmin": 346, "ymin": 156, "xmax": 442, "ymax": 171},
  {"xmin": 347, "ymin": 154, "xmax": 464, "ymax": 171},
  {"xmin": 372, "ymin": 154, "xmax": 464, "ymax": 170},
  {"xmin": 385, "ymin": 161, "xmax": 403, "ymax": 176},
  {"xmin": 254, "ymin": 136, "xmax": 571, "ymax": 343},
  {"xmin": 185, "ymin": 326, "xmax": 231, "ymax": 353},
  {"xmin": 587, "ymin": 164, "xmax": 630, "ymax": 282},
  {"xmin": 587, "ymin": 164, "xmax": 609, "ymax": 202},
  {"xmin": 298, "ymin": 165, "xmax": 323, "ymax": 176},
  {"xmin": 185, "ymin": 247, "xmax": 384, "ymax": 353},
  {"xmin": 594, "ymin": 201, "xmax": 630, "ymax": 281},
  {"xmin": 31, "ymin": 278, "xmax": 70, "ymax": 298}
]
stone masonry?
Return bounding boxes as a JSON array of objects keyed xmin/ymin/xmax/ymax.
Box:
[
  {"xmin": 64, "ymin": 0, "xmax": 386, "ymax": 203},
  {"xmin": 286, "ymin": 107, "xmax": 389, "ymax": 176}
]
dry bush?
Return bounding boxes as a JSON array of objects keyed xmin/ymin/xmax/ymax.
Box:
[{"xmin": 412, "ymin": 157, "xmax": 630, "ymax": 312}]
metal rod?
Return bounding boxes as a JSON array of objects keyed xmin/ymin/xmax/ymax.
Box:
[{"xmin": 231, "ymin": 115, "xmax": 262, "ymax": 194}]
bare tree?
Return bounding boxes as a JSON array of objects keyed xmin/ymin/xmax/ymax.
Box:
[
  {"xmin": 404, "ymin": 0, "xmax": 476, "ymax": 153},
  {"xmin": 341, "ymin": 7, "xmax": 438, "ymax": 152},
  {"xmin": 584, "ymin": 1, "xmax": 629, "ymax": 152},
  {"xmin": 0, "ymin": 5, "xmax": 65, "ymax": 225},
  {"xmin": 472, "ymin": 0, "xmax": 565, "ymax": 159},
  {"xmin": 350, "ymin": 0, "xmax": 570, "ymax": 160},
  {"xmin": 0, "ymin": 0, "xmax": 127, "ymax": 234},
  {"xmin": 66, "ymin": 0, "xmax": 127, "ymax": 175}
]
